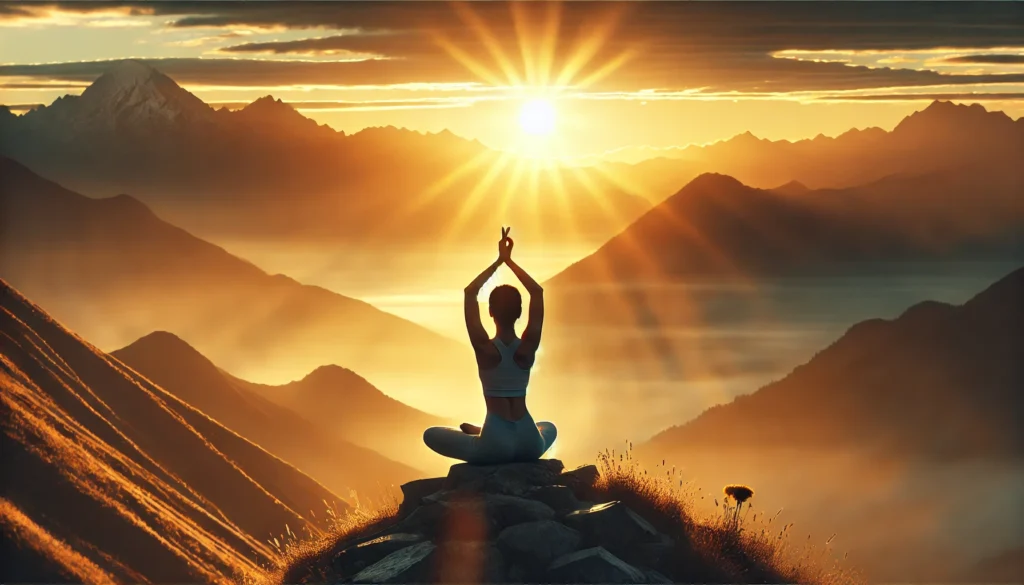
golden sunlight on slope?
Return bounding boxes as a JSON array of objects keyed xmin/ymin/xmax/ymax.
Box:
[
  {"xmin": 0, "ymin": 498, "xmax": 116, "ymax": 585},
  {"xmin": 0, "ymin": 279, "xmax": 345, "ymax": 583}
]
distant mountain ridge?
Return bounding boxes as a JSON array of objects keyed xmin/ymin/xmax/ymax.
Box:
[
  {"xmin": 0, "ymin": 59, "xmax": 651, "ymax": 247},
  {"xmin": 114, "ymin": 329, "xmax": 446, "ymax": 475},
  {"xmin": 597, "ymin": 100, "xmax": 1024, "ymax": 203},
  {"xmin": 112, "ymin": 331, "xmax": 424, "ymax": 498},
  {"xmin": 230, "ymin": 362, "xmax": 453, "ymax": 473},
  {"xmin": 0, "ymin": 279, "xmax": 340, "ymax": 583},
  {"xmin": 548, "ymin": 169, "xmax": 1023, "ymax": 287},
  {"xmin": 0, "ymin": 155, "xmax": 479, "ymax": 411}
]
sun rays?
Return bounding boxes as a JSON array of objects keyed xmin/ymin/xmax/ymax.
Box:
[{"xmin": 407, "ymin": 1, "xmax": 644, "ymax": 249}]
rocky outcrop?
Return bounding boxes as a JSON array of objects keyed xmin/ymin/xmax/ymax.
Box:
[{"xmin": 324, "ymin": 459, "xmax": 677, "ymax": 584}]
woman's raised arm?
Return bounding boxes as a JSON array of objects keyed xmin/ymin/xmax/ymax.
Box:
[
  {"xmin": 464, "ymin": 228, "xmax": 511, "ymax": 348},
  {"xmin": 506, "ymin": 257, "xmax": 544, "ymax": 350},
  {"xmin": 464, "ymin": 258, "xmax": 501, "ymax": 348}
]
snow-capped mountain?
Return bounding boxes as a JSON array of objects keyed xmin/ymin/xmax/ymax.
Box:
[{"xmin": 17, "ymin": 60, "xmax": 216, "ymax": 140}]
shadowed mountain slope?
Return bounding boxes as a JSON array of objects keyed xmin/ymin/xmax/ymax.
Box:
[
  {"xmin": 629, "ymin": 268, "xmax": 1024, "ymax": 583},
  {"xmin": 549, "ymin": 171, "xmax": 1023, "ymax": 287},
  {"xmin": 0, "ymin": 279, "xmax": 342, "ymax": 584},
  {"xmin": 112, "ymin": 331, "xmax": 423, "ymax": 500},
  {"xmin": 0, "ymin": 155, "xmax": 477, "ymax": 404},
  {"xmin": 231, "ymin": 364, "xmax": 452, "ymax": 473},
  {"xmin": 644, "ymin": 266, "xmax": 1024, "ymax": 461}
]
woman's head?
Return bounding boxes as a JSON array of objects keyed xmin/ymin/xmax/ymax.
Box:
[{"xmin": 489, "ymin": 284, "xmax": 522, "ymax": 327}]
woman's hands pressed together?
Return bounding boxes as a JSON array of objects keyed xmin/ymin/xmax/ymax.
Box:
[{"xmin": 498, "ymin": 226, "xmax": 514, "ymax": 263}]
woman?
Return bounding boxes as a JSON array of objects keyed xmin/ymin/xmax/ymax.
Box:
[{"xmin": 423, "ymin": 227, "xmax": 557, "ymax": 464}]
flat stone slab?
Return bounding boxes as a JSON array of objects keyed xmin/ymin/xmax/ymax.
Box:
[
  {"xmin": 496, "ymin": 519, "xmax": 581, "ymax": 569},
  {"xmin": 564, "ymin": 501, "xmax": 660, "ymax": 556},
  {"xmin": 546, "ymin": 546, "xmax": 647, "ymax": 584},
  {"xmin": 445, "ymin": 459, "xmax": 565, "ymax": 495},
  {"xmin": 332, "ymin": 533, "xmax": 424, "ymax": 577},
  {"xmin": 352, "ymin": 541, "xmax": 436, "ymax": 583}
]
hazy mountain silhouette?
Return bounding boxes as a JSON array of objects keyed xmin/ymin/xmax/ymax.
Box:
[
  {"xmin": 770, "ymin": 180, "xmax": 811, "ymax": 196},
  {"xmin": 112, "ymin": 331, "xmax": 423, "ymax": 500},
  {"xmin": 645, "ymin": 265, "xmax": 1024, "ymax": 461},
  {"xmin": 230, "ymin": 364, "xmax": 452, "ymax": 472},
  {"xmin": 603, "ymin": 101, "xmax": 1024, "ymax": 198},
  {"xmin": 0, "ymin": 279, "xmax": 341, "ymax": 583},
  {"xmin": 631, "ymin": 269, "xmax": 1024, "ymax": 583},
  {"xmin": 0, "ymin": 60, "xmax": 650, "ymax": 247},
  {"xmin": 0, "ymin": 155, "xmax": 477, "ymax": 399},
  {"xmin": 548, "ymin": 171, "xmax": 1023, "ymax": 287}
]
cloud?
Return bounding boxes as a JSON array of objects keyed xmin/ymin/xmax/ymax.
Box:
[
  {"xmin": 3, "ymin": 103, "xmax": 44, "ymax": 113},
  {"xmin": 944, "ymin": 55, "xmax": 1024, "ymax": 65},
  {"xmin": 814, "ymin": 92, "xmax": 1024, "ymax": 102},
  {"xmin": 1, "ymin": 2, "xmax": 1023, "ymax": 95},
  {"xmin": 0, "ymin": 58, "xmax": 477, "ymax": 88},
  {"xmin": 210, "ymin": 97, "xmax": 482, "ymax": 112}
]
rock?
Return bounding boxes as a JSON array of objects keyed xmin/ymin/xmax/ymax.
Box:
[
  {"xmin": 422, "ymin": 490, "xmax": 450, "ymax": 505},
  {"xmin": 524, "ymin": 485, "xmax": 582, "ymax": 515},
  {"xmin": 644, "ymin": 568, "xmax": 674, "ymax": 584},
  {"xmin": 399, "ymin": 477, "xmax": 446, "ymax": 513},
  {"xmin": 556, "ymin": 464, "xmax": 600, "ymax": 494},
  {"xmin": 507, "ymin": 563, "xmax": 527, "ymax": 583},
  {"xmin": 629, "ymin": 533, "xmax": 675, "ymax": 571},
  {"xmin": 351, "ymin": 541, "xmax": 436, "ymax": 583},
  {"xmin": 434, "ymin": 494, "xmax": 491, "ymax": 542},
  {"xmin": 389, "ymin": 502, "xmax": 447, "ymax": 538},
  {"xmin": 496, "ymin": 520, "xmax": 581, "ymax": 572},
  {"xmin": 480, "ymin": 494, "xmax": 556, "ymax": 528},
  {"xmin": 445, "ymin": 459, "xmax": 565, "ymax": 495},
  {"xmin": 564, "ymin": 501, "xmax": 660, "ymax": 557},
  {"xmin": 435, "ymin": 541, "xmax": 505, "ymax": 583},
  {"xmin": 431, "ymin": 493, "xmax": 556, "ymax": 541},
  {"xmin": 546, "ymin": 546, "xmax": 646, "ymax": 584},
  {"xmin": 332, "ymin": 533, "xmax": 424, "ymax": 577}
]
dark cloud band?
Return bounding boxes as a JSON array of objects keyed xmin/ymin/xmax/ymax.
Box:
[
  {"xmin": 944, "ymin": 55, "xmax": 1024, "ymax": 65},
  {"xmin": 1, "ymin": 2, "xmax": 1022, "ymax": 94}
]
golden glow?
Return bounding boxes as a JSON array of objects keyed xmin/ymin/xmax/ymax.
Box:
[{"xmin": 518, "ymin": 98, "xmax": 556, "ymax": 135}]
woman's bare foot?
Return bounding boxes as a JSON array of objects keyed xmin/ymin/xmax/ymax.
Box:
[{"xmin": 460, "ymin": 423, "xmax": 482, "ymax": 435}]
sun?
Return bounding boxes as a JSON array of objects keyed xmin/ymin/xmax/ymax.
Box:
[{"xmin": 519, "ymin": 98, "xmax": 556, "ymax": 136}]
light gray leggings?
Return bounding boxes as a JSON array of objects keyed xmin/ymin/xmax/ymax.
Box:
[{"xmin": 423, "ymin": 412, "xmax": 557, "ymax": 464}]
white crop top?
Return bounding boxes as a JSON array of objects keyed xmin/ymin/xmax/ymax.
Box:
[{"xmin": 479, "ymin": 337, "xmax": 532, "ymax": 397}]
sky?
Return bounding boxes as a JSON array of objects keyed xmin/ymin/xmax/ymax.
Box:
[{"xmin": 1, "ymin": 1, "xmax": 1023, "ymax": 157}]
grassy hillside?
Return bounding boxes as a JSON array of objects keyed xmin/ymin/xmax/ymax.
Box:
[{"xmin": 0, "ymin": 279, "xmax": 343, "ymax": 583}]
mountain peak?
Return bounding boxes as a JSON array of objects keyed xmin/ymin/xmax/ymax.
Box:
[
  {"xmin": 115, "ymin": 330, "xmax": 209, "ymax": 366},
  {"xmin": 97, "ymin": 59, "xmax": 160, "ymax": 86},
  {"xmin": 62, "ymin": 59, "xmax": 214, "ymax": 133},
  {"xmin": 242, "ymin": 95, "xmax": 293, "ymax": 113},
  {"xmin": 771, "ymin": 180, "xmax": 811, "ymax": 195},
  {"xmin": 895, "ymin": 100, "xmax": 1013, "ymax": 135},
  {"xmin": 301, "ymin": 364, "xmax": 366, "ymax": 385},
  {"xmin": 682, "ymin": 172, "xmax": 746, "ymax": 192}
]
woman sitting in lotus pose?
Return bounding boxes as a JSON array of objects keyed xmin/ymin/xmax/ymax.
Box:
[{"xmin": 423, "ymin": 227, "xmax": 557, "ymax": 464}]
